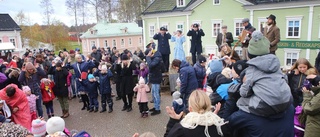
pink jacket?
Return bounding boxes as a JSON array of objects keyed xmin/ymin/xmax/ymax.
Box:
[
  {"xmin": 27, "ymin": 94, "xmax": 37, "ymax": 113},
  {"xmin": 133, "ymin": 84, "xmax": 150, "ymax": 103}
]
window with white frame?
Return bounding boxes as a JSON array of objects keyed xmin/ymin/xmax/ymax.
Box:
[
  {"xmin": 176, "ymin": 22, "xmax": 184, "ymax": 31},
  {"xmin": 286, "ymin": 16, "xmax": 303, "ymax": 38},
  {"xmin": 128, "ymin": 38, "xmax": 132, "ymax": 46},
  {"xmin": 235, "ymin": 47, "xmax": 242, "ymax": 57},
  {"xmin": 213, "ymin": 0, "xmax": 220, "ymax": 5},
  {"xmin": 113, "ymin": 39, "xmax": 116, "ymax": 47},
  {"xmin": 284, "ymin": 49, "xmax": 300, "ymax": 66},
  {"xmin": 121, "ymin": 39, "xmax": 125, "ymax": 47},
  {"xmin": 90, "ymin": 41, "xmax": 96, "ymax": 47},
  {"xmin": 258, "ymin": 18, "xmax": 268, "ymax": 32},
  {"xmin": 211, "ymin": 20, "xmax": 222, "ymax": 37},
  {"xmin": 162, "ymin": 23, "xmax": 169, "ymax": 30},
  {"xmin": 10, "ymin": 39, "xmax": 15, "ymax": 46},
  {"xmin": 149, "ymin": 24, "xmax": 155, "ymax": 37},
  {"xmin": 177, "ymin": 0, "xmax": 185, "ymax": 7},
  {"xmin": 234, "ymin": 19, "xmax": 245, "ymax": 37},
  {"xmin": 104, "ymin": 40, "xmax": 108, "ymax": 47}
]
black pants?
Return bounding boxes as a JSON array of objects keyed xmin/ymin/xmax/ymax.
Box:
[
  {"xmin": 81, "ymin": 94, "xmax": 90, "ymax": 108},
  {"xmin": 192, "ymin": 52, "xmax": 201, "ymax": 65},
  {"xmin": 101, "ymin": 93, "xmax": 113, "ymax": 109},
  {"xmin": 138, "ymin": 102, "xmax": 149, "ymax": 113},
  {"xmin": 122, "ymin": 93, "xmax": 133, "ymax": 108},
  {"xmin": 162, "ymin": 54, "xmax": 170, "ymax": 72},
  {"xmin": 116, "ymin": 81, "xmax": 121, "ymax": 97}
]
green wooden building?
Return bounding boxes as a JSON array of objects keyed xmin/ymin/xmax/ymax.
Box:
[{"xmin": 141, "ymin": 0, "xmax": 320, "ymax": 68}]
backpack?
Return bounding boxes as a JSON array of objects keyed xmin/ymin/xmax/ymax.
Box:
[{"xmin": 73, "ymin": 130, "xmax": 92, "ymax": 137}]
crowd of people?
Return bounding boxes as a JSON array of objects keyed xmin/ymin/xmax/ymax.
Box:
[{"xmin": 0, "ymin": 13, "xmax": 320, "ymax": 137}]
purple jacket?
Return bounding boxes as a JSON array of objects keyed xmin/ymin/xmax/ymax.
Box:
[
  {"xmin": 135, "ymin": 68, "xmax": 149, "ymax": 78},
  {"xmin": 0, "ymin": 73, "xmax": 7, "ymax": 83}
]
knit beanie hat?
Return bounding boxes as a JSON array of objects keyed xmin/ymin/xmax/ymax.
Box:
[
  {"xmin": 248, "ymin": 31, "xmax": 270, "ymax": 58},
  {"xmin": 172, "ymin": 91, "xmax": 181, "ymax": 100},
  {"xmin": 25, "ymin": 62, "xmax": 35, "ymax": 70},
  {"xmin": 88, "ymin": 74, "xmax": 95, "ymax": 79},
  {"xmin": 31, "ymin": 119, "xmax": 47, "ymax": 137},
  {"xmin": 198, "ymin": 55, "xmax": 207, "ymax": 63},
  {"xmin": 22, "ymin": 86, "xmax": 31, "ymax": 93},
  {"xmin": 139, "ymin": 77, "xmax": 145, "ymax": 84},
  {"xmin": 209, "ymin": 59, "xmax": 223, "ymax": 74},
  {"xmin": 232, "ymin": 60, "xmax": 248, "ymax": 76},
  {"xmin": 140, "ymin": 62, "xmax": 146, "ymax": 68},
  {"xmin": 46, "ymin": 117, "xmax": 65, "ymax": 135}
]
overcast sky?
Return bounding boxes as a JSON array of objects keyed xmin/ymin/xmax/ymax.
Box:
[{"xmin": 0, "ymin": 0, "xmax": 95, "ymax": 26}]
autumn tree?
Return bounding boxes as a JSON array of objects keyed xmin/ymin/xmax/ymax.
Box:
[
  {"xmin": 40, "ymin": 0, "xmax": 54, "ymax": 25},
  {"xmin": 66, "ymin": 0, "xmax": 81, "ymax": 45},
  {"xmin": 116, "ymin": 0, "xmax": 151, "ymax": 22}
]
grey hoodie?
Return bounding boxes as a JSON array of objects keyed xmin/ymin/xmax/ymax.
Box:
[{"xmin": 237, "ymin": 54, "xmax": 292, "ymax": 117}]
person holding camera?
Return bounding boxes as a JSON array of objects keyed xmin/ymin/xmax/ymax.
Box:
[
  {"xmin": 187, "ymin": 24, "xmax": 205, "ymax": 65},
  {"xmin": 153, "ymin": 27, "xmax": 171, "ymax": 73}
]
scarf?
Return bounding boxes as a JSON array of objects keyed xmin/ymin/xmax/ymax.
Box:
[{"xmin": 180, "ymin": 112, "xmax": 227, "ymax": 137}]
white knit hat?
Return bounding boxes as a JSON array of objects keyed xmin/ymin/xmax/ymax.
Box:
[
  {"xmin": 46, "ymin": 117, "xmax": 65, "ymax": 135},
  {"xmin": 138, "ymin": 77, "xmax": 145, "ymax": 84}
]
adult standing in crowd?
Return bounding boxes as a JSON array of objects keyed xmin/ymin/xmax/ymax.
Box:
[
  {"xmin": 171, "ymin": 30, "xmax": 186, "ymax": 61},
  {"xmin": 216, "ymin": 25, "xmax": 234, "ymax": 51},
  {"xmin": 171, "ymin": 59, "xmax": 198, "ymax": 111},
  {"xmin": 91, "ymin": 46, "xmax": 102, "ymax": 65},
  {"xmin": 241, "ymin": 18, "xmax": 256, "ymax": 60},
  {"xmin": 263, "ymin": 14, "xmax": 280, "ymax": 55},
  {"xmin": 187, "ymin": 23, "xmax": 205, "ymax": 65},
  {"xmin": 64, "ymin": 50, "xmax": 77, "ymax": 98},
  {"xmin": 146, "ymin": 48, "xmax": 163, "ymax": 116},
  {"xmin": 153, "ymin": 27, "xmax": 171, "ymax": 72},
  {"xmin": 48, "ymin": 62, "xmax": 70, "ymax": 118},
  {"xmin": 18, "ymin": 62, "xmax": 46, "ymax": 118}
]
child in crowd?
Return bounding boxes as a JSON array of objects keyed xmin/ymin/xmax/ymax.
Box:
[
  {"xmin": 193, "ymin": 55, "xmax": 207, "ymax": 89},
  {"xmin": 40, "ymin": 78, "xmax": 56, "ymax": 118},
  {"xmin": 175, "ymin": 77, "xmax": 181, "ymax": 91},
  {"xmin": 85, "ymin": 74, "xmax": 99, "ymax": 112},
  {"xmin": 0, "ymin": 100, "xmax": 11, "ymax": 122},
  {"xmin": 7, "ymin": 56, "xmax": 18, "ymax": 68},
  {"xmin": 221, "ymin": 67, "xmax": 232, "ymax": 79},
  {"xmin": 172, "ymin": 91, "xmax": 184, "ymax": 114},
  {"xmin": 133, "ymin": 77, "xmax": 150, "ymax": 118},
  {"xmin": 23, "ymin": 86, "xmax": 38, "ymax": 120},
  {"xmin": 31, "ymin": 119, "xmax": 47, "ymax": 137},
  {"xmin": 287, "ymin": 58, "xmax": 315, "ymax": 107},
  {"xmin": 93, "ymin": 64, "xmax": 113, "ymax": 113},
  {"xmin": 136, "ymin": 62, "xmax": 149, "ymax": 84}
]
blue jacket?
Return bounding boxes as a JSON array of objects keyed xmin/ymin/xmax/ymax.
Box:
[
  {"xmin": 179, "ymin": 60, "xmax": 198, "ymax": 95},
  {"xmin": 153, "ymin": 33, "xmax": 171, "ymax": 55},
  {"xmin": 82, "ymin": 80, "xmax": 99, "ymax": 98},
  {"xmin": 67, "ymin": 61, "xmax": 95, "ymax": 92},
  {"xmin": 216, "ymin": 80, "xmax": 238, "ymax": 100},
  {"xmin": 193, "ymin": 63, "xmax": 206, "ymax": 88},
  {"xmin": 18, "ymin": 67, "xmax": 46, "ymax": 95},
  {"xmin": 93, "ymin": 69, "xmax": 113, "ymax": 94},
  {"xmin": 146, "ymin": 51, "xmax": 163, "ymax": 84}
]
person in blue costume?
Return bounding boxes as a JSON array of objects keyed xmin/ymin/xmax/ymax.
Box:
[{"xmin": 171, "ymin": 30, "xmax": 186, "ymax": 61}]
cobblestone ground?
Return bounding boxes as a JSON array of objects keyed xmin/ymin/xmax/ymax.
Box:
[{"xmin": 49, "ymin": 85, "xmax": 172, "ymax": 137}]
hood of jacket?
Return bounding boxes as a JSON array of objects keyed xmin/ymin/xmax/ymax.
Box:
[
  {"xmin": 247, "ymin": 54, "xmax": 280, "ymax": 73},
  {"xmin": 179, "ymin": 60, "xmax": 190, "ymax": 71}
]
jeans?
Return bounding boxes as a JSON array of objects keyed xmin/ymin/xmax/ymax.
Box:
[
  {"xmin": 151, "ymin": 84, "xmax": 161, "ymax": 110},
  {"xmin": 36, "ymin": 93, "xmax": 43, "ymax": 117},
  {"xmin": 44, "ymin": 101, "xmax": 54, "ymax": 115},
  {"xmin": 89, "ymin": 96, "xmax": 99, "ymax": 109}
]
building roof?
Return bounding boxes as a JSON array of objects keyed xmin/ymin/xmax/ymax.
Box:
[
  {"xmin": 142, "ymin": 0, "xmax": 196, "ymax": 15},
  {"xmin": 80, "ymin": 22, "xmax": 142, "ymax": 39},
  {"xmin": 0, "ymin": 14, "xmax": 21, "ymax": 31}
]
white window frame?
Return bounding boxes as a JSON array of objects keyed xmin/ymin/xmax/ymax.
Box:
[
  {"xmin": 211, "ymin": 19, "xmax": 222, "ymax": 37},
  {"xmin": 149, "ymin": 24, "xmax": 155, "ymax": 38},
  {"xmin": 235, "ymin": 47, "xmax": 243, "ymax": 57},
  {"xmin": 176, "ymin": 22, "xmax": 184, "ymax": 31},
  {"xmin": 234, "ymin": 18, "xmax": 245, "ymax": 37},
  {"xmin": 90, "ymin": 40, "xmax": 96, "ymax": 47},
  {"xmin": 161, "ymin": 22, "xmax": 169, "ymax": 31},
  {"xmin": 284, "ymin": 48, "xmax": 301, "ymax": 66},
  {"xmin": 128, "ymin": 38, "xmax": 132, "ymax": 46},
  {"xmin": 286, "ymin": 16, "xmax": 303, "ymax": 39},
  {"xmin": 10, "ymin": 38, "xmax": 15, "ymax": 46},
  {"xmin": 112, "ymin": 39, "xmax": 117, "ymax": 47},
  {"xmin": 104, "ymin": 40, "xmax": 108, "ymax": 47},
  {"xmin": 177, "ymin": 0, "xmax": 185, "ymax": 7},
  {"xmin": 258, "ymin": 17, "xmax": 268, "ymax": 32},
  {"xmin": 213, "ymin": 0, "xmax": 220, "ymax": 5},
  {"xmin": 121, "ymin": 38, "xmax": 125, "ymax": 47}
]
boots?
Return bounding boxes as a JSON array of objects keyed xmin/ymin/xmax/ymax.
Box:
[
  {"xmin": 100, "ymin": 103, "xmax": 107, "ymax": 113},
  {"xmin": 63, "ymin": 110, "xmax": 70, "ymax": 118},
  {"xmin": 81, "ymin": 104, "xmax": 87, "ymax": 110},
  {"xmin": 61, "ymin": 110, "xmax": 66, "ymax": 118},
  {"xmin": 94, "ymin": 108, "xmax": 98, "ymax": 113},
  {"xmin": 108, "ymin": 103, "xmax": 113, "ymax": 113}
]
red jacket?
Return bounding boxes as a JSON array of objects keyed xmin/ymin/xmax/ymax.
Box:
[
  {"xmin": 8, "ymin": 60, "xmax": 17, "ymax": 68},
  {"xmin": 41, "ymin": 82, "xmax": 56, "ymax": 103}
]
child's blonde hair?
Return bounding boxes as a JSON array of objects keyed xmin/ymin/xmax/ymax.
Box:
[
  {"xmin": 290, "ymin": 58, "xmax": 314, "ymax": 71},
  {"xmin": 188, "ymin": 90, "xmax": 211, "ymax": 114},
  {"xmin": 305, "ymin": 68, "xmax": 319, "ymax": 75},
  {"xmin": 221, "ymin": 68, "xmax": 232, "ymax": 79}
]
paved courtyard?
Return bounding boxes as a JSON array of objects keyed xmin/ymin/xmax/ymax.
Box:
[{"xmin": 50, "ymin": 87, "xmax": 172, "ymax": 137}]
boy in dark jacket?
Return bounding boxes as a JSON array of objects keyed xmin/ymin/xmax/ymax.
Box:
[
  {"xmin": 193, "ymin": 55, "xmax": 206, "ymax": 89},
  {"xmin": 85, "ymin": 74, "xmax": 99, "ymax": 112},
  {"xmin": 93, "ymin": 64, "xmax": 113, "ymax": 113}
]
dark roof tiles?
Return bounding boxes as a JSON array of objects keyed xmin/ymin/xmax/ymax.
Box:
[{"xmin": 0, "ymin": 14, "xmax": 22, "ymax": 31}]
